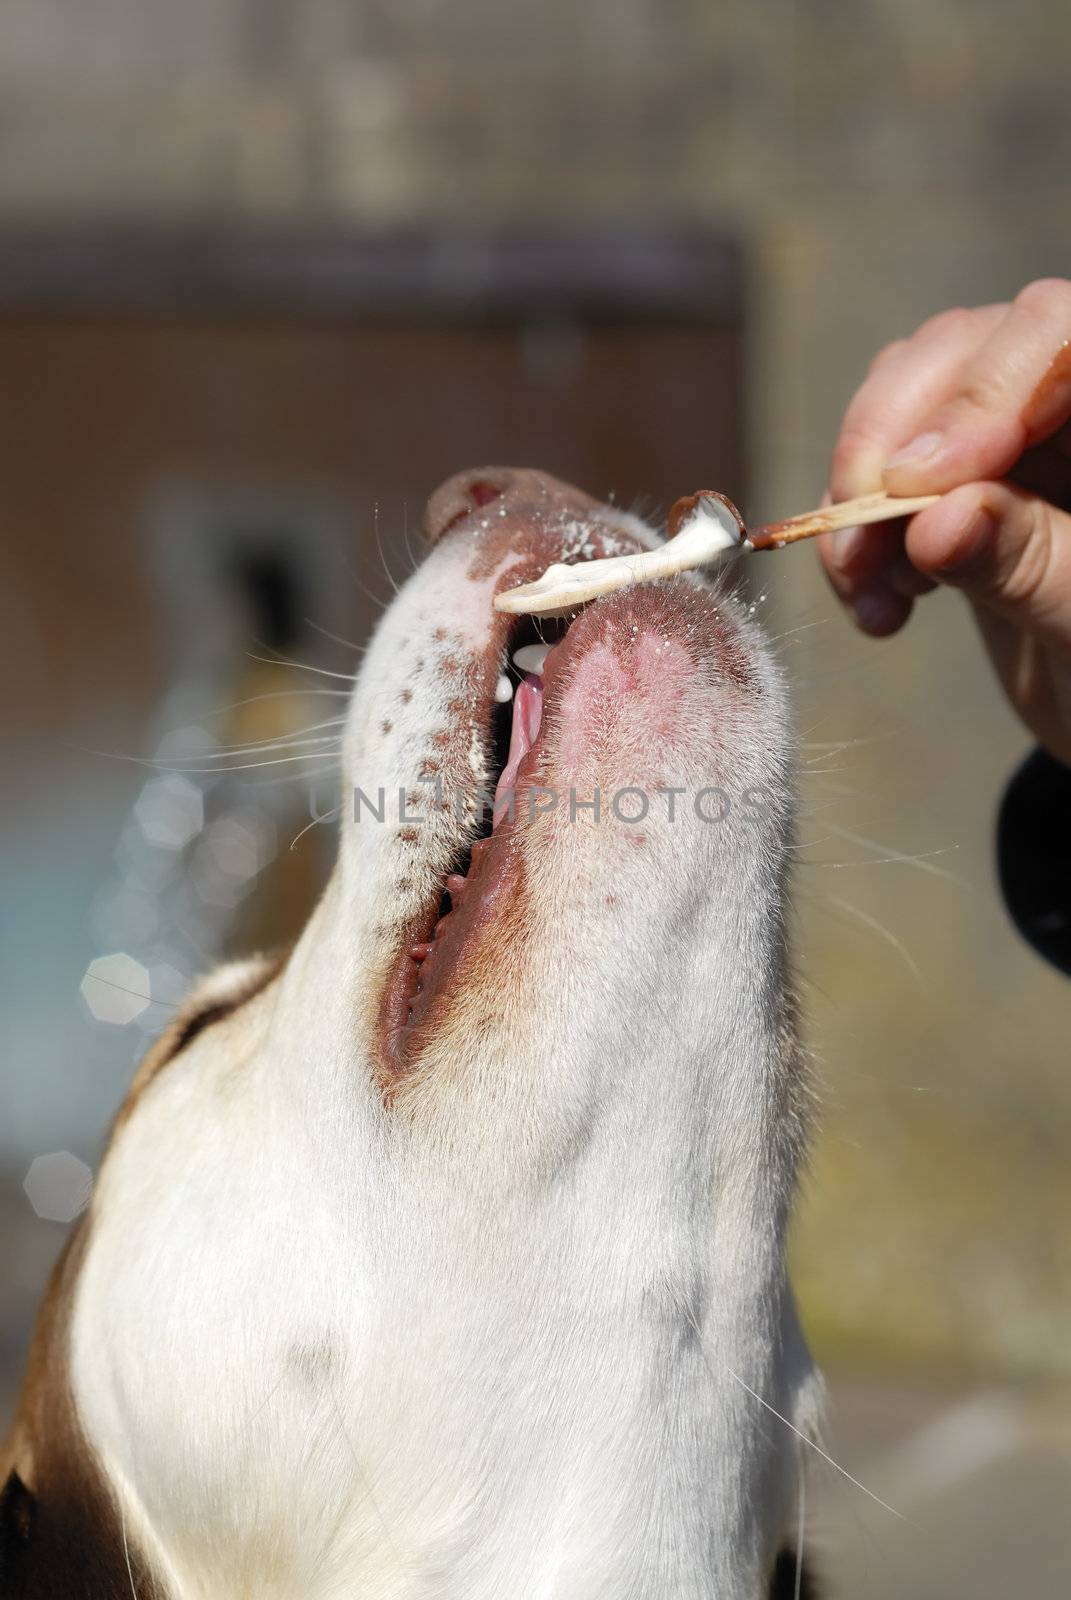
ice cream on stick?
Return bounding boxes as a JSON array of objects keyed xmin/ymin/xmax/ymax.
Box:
[{"xmin": 493, "ymin": 489, "xmax": 940, "ymax": 617}]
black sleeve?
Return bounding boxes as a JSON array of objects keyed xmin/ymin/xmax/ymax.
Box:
[{"xmin": 997, "ymin": 747, "xmax": 1071, "ymax": 976}]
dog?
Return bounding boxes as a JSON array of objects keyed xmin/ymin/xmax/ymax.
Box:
[{"xmin": 2, "ymin": 467, "xmax": 820, "ymax": 1598}]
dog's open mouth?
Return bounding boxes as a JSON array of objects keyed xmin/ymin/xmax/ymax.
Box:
[
  {"xmin": 369, "ymin": 467, "xmax": 757, "ymax": 1091},
  {"xmin": 390, "ymin": 609, "xmax": 572, "ymax": 1065}
]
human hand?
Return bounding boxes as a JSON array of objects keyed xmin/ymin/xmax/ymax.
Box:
[{"xmin": 818, "ymin": 279, "xmax": 1071, "ymax": 763}]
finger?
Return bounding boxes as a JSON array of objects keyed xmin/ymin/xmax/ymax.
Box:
[
  {"xmin": 840, "ymin": 580, "xmax": 915, "ymax": 638},
  {"xmin": 830, "ymin": 303, "xmax": 1008, "ymax": 502},
  {"xmin": 817, "ymin": 521, "xmax": 931, "ymax": 637},
  {"xmin": 822, "ymin": 302, "xmax": 1008, "ymax": 636},
  {"xmin": 904, "ymin": 479, "xmax": 1071, "ymax": 643},
  {"xmin": 826, "ymin": 306, "xmax": 1007, "ymax": 600},
  {"xmin": 884, "ymin": 279, "xmax": 1071, "ymax": 496},
  {"xmin": 818, "ymin": 518, "xmax": 936, "ymax": 592},
  {"xmin": 817, "ymin": 519, "xmax": 895, "ymax": 586}
]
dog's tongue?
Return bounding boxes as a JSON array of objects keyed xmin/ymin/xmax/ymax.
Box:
[{"xmin": 493, "ymin": 673, "xmax": 543, "ymax": 827}]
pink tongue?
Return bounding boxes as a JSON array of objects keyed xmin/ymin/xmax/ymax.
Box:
[{"xmin": 493, "ymin": 673, "xmax": 543, "ymax": 827}]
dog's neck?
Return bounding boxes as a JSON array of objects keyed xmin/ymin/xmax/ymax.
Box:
[
  {"xmin": 186, "ymin": 873, "xmax": 808, "ymax": 1594},
  {"xmin": 61, "ymin": 872, "xmax": 812, "ymax": 1600}
]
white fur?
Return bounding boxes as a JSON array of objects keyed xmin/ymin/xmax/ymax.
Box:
[{"xmin": 70, "ymin": 497, "xmax": 819, "ymax": 1599}]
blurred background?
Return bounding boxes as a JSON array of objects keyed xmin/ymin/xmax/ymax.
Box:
[{"xmin": 1, "ymin": 2, "xmax": 1069, "ymax": 1593}]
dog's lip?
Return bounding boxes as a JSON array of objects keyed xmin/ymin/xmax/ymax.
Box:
[{"xmin": 373, "ymin": 624, "xmax": 567, "ymax": 1091}]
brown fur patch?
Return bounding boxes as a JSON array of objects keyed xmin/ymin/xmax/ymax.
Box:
[
  {"xmin": 1, "ymin": 1221, "xmax": 158, "ymax": 1596},
  {"xmin": 1, "ymin": 953, "xmax": 290, "ymax": 1589},
  {"xmin": 114, "ymin": 951, "xmax": 287, "ymax": 1131}
]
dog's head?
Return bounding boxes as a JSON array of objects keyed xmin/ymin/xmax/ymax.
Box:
[
  {"xmin": 340, "ymin": 466, "xmax": 796, "ymax": 1119},
  {"xmin": 4, "ymin": 468, "xmax": 814, "ymax": 1599}
]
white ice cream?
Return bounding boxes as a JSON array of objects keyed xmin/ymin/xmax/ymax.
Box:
[{"xmin": 494, "ymin": 493, "xmax": 747, "ymax": 617}]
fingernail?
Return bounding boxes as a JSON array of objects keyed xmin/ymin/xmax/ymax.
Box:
[
  {"xmin": 849, "ymin": 588, "xmax": 903, "ymax": 635},
  {"xmin": 885, "ymin": 431, "xmax": 943, "ymax": 471}
]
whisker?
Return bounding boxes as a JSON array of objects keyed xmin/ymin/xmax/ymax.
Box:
[
  {"xmin": 228, "ymin": 763, "xmax": 343, "ymax": 791},
  {"xmin": 399, "ymin": 498, "xmax": 422, "ymax": 578},
  {"xmin": 192, "ymin": 721, "xmax": 347, "ymax": 759},
  {"xmin": 120, "ymin": 1502, "xmax": 140, "ymax": 1599},
  {"xmin": 764, "ymin": 618, "xmax": 830, "ymax": 649},
  {"xmin": 817, "ymin": 893, "xmax": 923, "ymax": 982},
  {"xmin": 301, "ymin": 618, "xmax": 369, "ymax": 656},
  {"xmin": 820, "ymin": 821, "xmax": 964, "ymax": 885},
  {"xmin": 79, "ymin": 746, "xmax": 344, "ymax": 774},
  {"xmin": 205, "ymin": 714, "xmax": 346, "ymax": 743},
  {"xmin": 289, "ymin": 804, "xmax": 342, "ymax": 851},
  {"xmin": 180, "ymin": 751, "xmax": 345, "ymax": 772},
  {"xmin": 180, "ymin": 737, "xmax": 343, "ymax": 764},
  {"xmin": 199, "ymin": 688, "xmax": 352, "ymax": 718},
  {"xmin": 373, "ymin": 500, "xmax": 404, "ymax": 599},
  {"xmin": 677, "ymin": 1297, "xmax": 906, "ymax": 1523},
  {"xmin": 795, "ymin": 851, "xmax": 956, "ymax": 873},
  {"xmin": 801, "ymin": 737, "xmax": 891, "ymax": 766},
  {"xmin": 339, "ymin": 542, "xmax": 393, "ymax": 614},
  {"xmin": 794, "ymin": 1460, "xmax": 806, "ymax": 1600},
  {"xmin": 243, "ymin": 649, "xmax": 357, "ymax": 683},
  {"xmin": 83, "ymin": 975, "xmax": 180, "ymax": 1011}
]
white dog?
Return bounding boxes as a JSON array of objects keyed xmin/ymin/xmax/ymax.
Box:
[{"xmin": 2, "ymin": 467, "xmax": 820, "ymax": 1598}]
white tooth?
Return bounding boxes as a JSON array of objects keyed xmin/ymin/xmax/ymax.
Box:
[
  {"xmin": 494, "ymin": 673, "xmax": 514, "ymax": 703},
  {"xmin": 512, "ymin": 642, "xmax": 550, "ymax": 677}
]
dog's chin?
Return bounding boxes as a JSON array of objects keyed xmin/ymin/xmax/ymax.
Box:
[{"xmin": 370, "ymin": 564, "xmax": 769, "ymax": 1094}]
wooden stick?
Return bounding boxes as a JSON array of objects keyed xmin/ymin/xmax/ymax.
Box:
[
  {"xmin": 747, "ymin": 491, "xmax": 939, "ymax": 550},
  {"xmin": 494, "ymin": 490, "xmax": 941, "ymax": 616}
]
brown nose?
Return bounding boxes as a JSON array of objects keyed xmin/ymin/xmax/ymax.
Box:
[{"xmin": 422, "ymin": 466, "xmax": 602, "ymax": 546}]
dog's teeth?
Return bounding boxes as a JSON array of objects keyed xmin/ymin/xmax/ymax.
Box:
[
  {"xmin": 494, "ymin": 674, "xmax": 513, "ymax": 703},
  {"xmin": 512, "ymin": 642, "xmax": 549, "ymax": 676}
]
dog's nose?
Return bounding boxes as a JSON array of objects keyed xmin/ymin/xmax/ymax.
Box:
[
  {"xmin": 422, "ymin": 467, "xmax": 514, "ymax": 545},
  {"xmin": 422, "ymin": 466, "xmax": 601, "ymax": 546}
]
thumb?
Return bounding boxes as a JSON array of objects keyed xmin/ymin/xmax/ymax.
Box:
[
  {"xmin": 904, "ymin": 480, "xmax": 1071, "ymax": 640},
  {"xmin": 881, "ymin": 280, "xmax": 1071, "ymax": 497}
]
